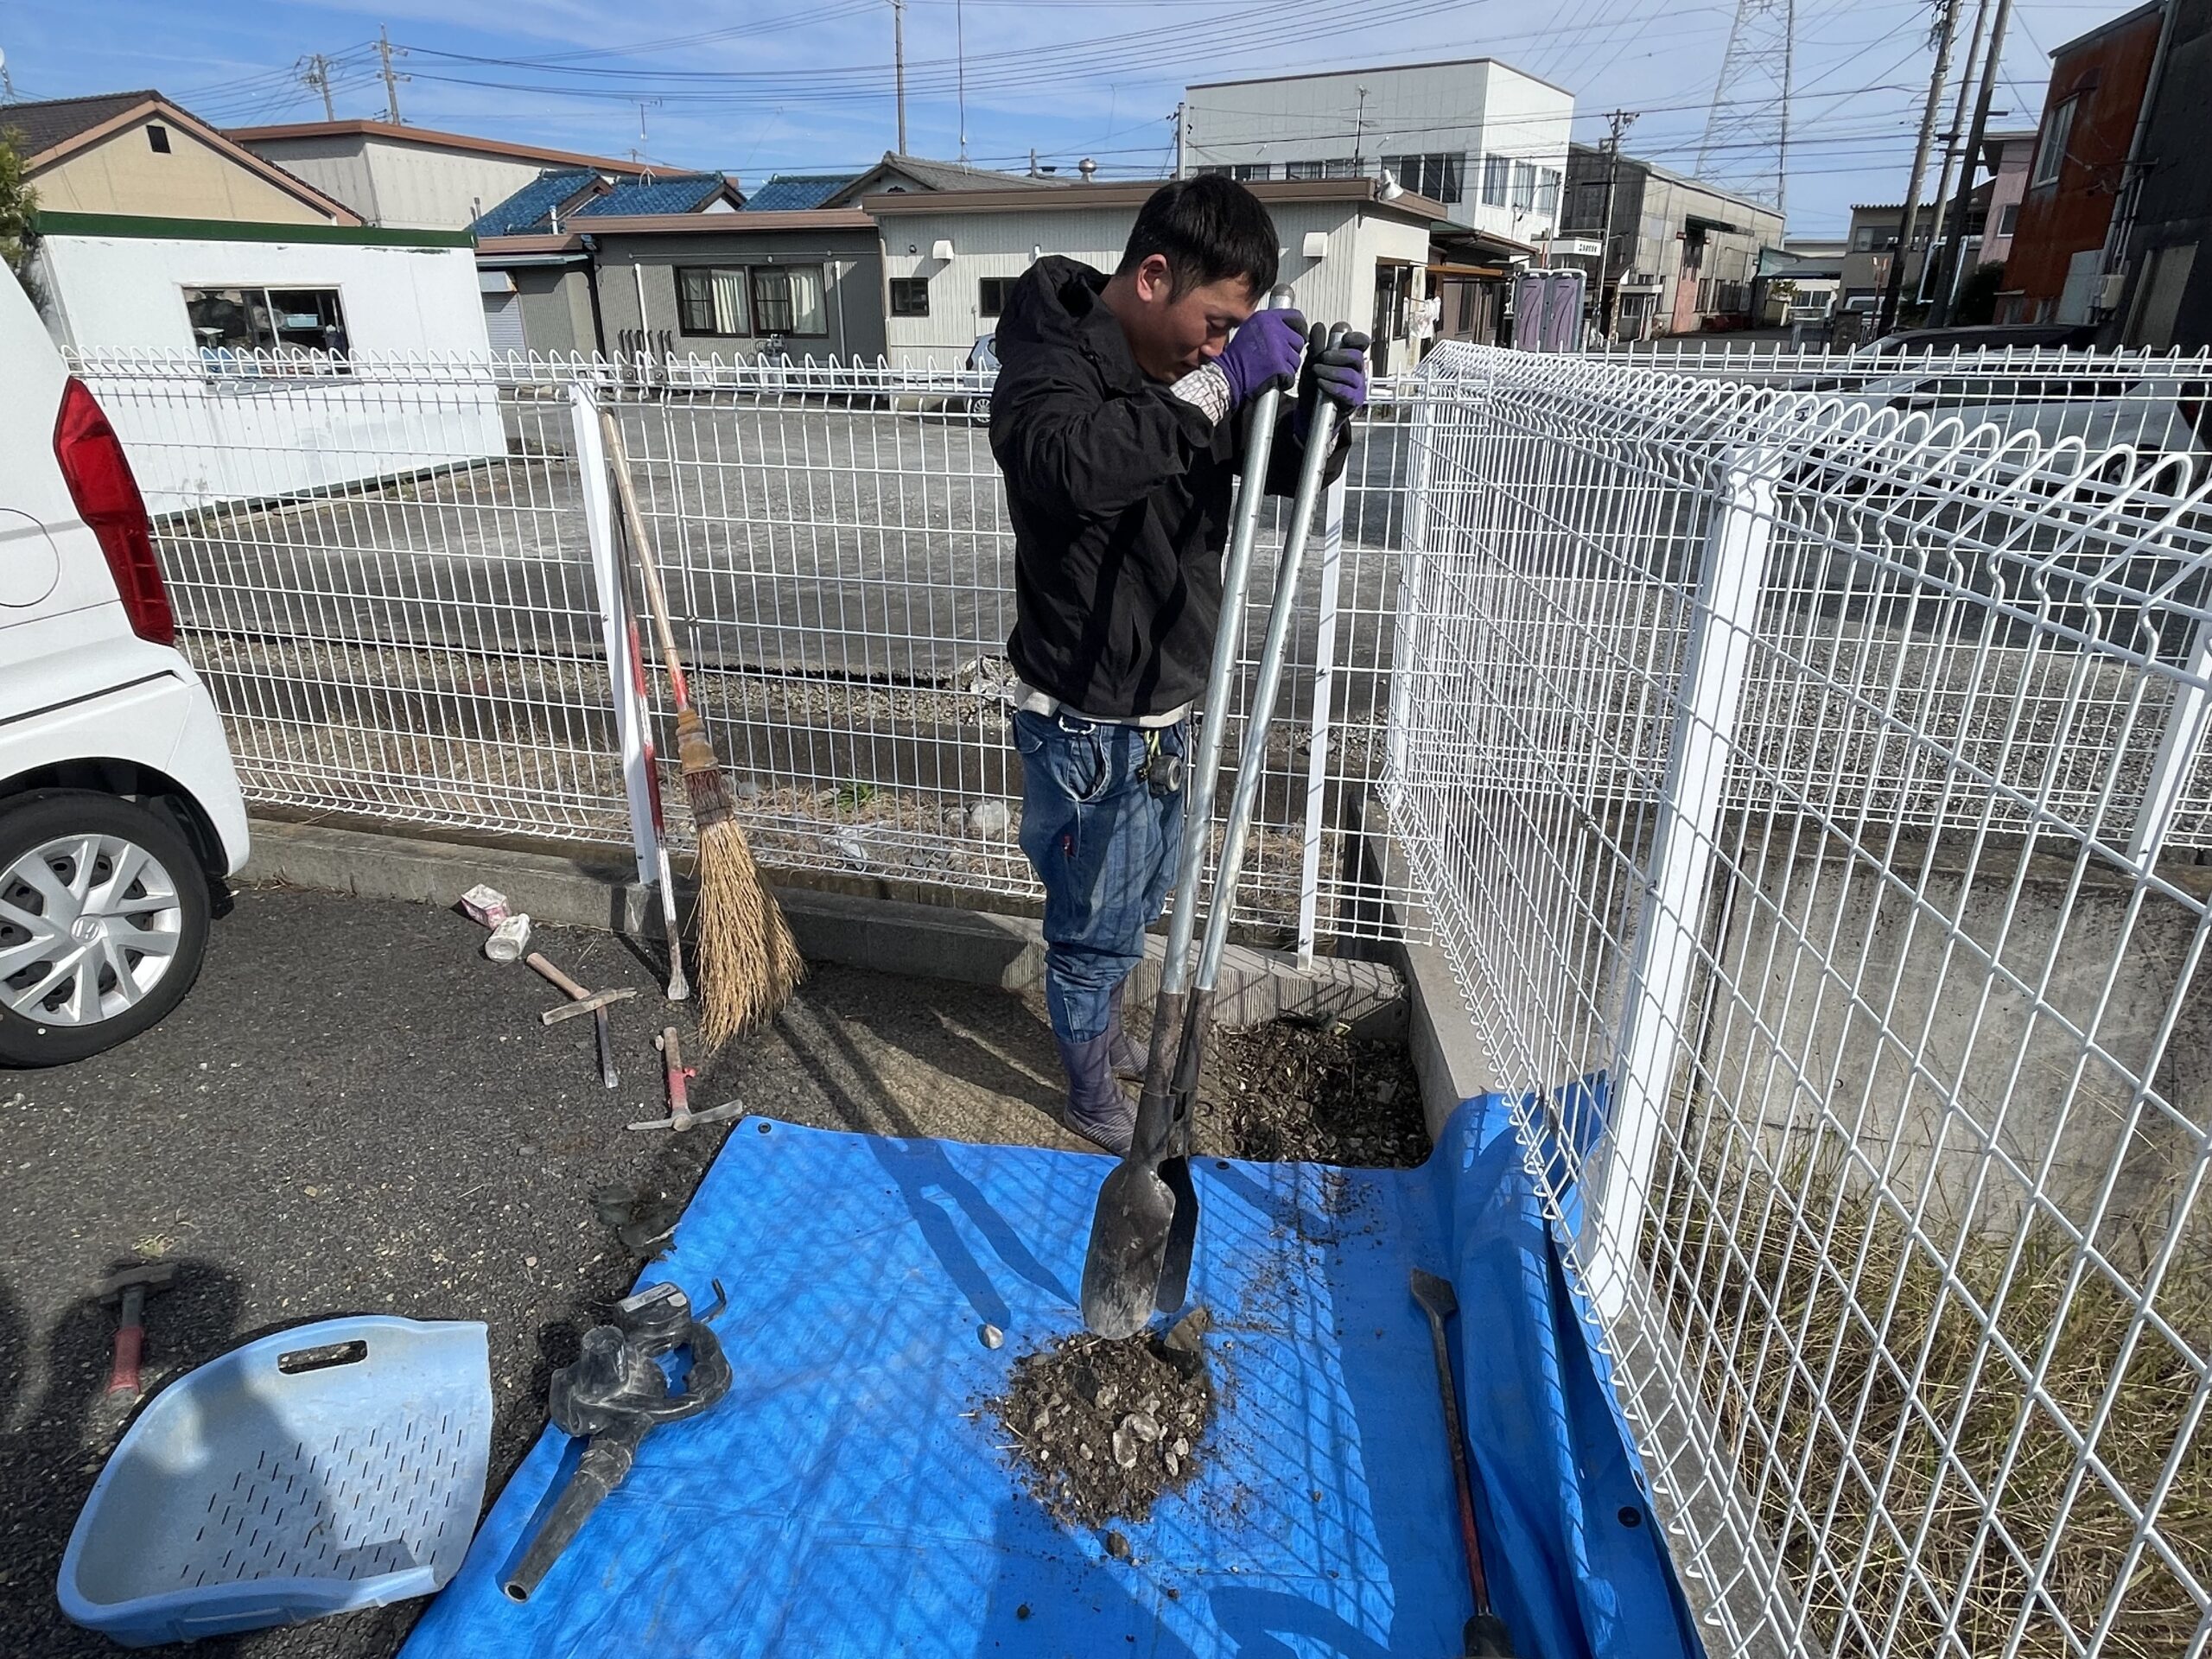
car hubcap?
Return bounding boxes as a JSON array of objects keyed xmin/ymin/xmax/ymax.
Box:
[{"xmin": 0, "ymin": 834, "xmax": 183, "ymax": 1027}]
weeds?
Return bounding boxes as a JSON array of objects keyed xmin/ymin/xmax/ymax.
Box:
[{"xmin": 1652, "ymin": 1149, "xmax": 2212, "ymax": 1656}]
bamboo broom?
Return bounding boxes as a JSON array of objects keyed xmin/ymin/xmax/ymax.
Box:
[{"xmin": 600, "ymin": 406, "xmax": 802, "ymax": 1047}]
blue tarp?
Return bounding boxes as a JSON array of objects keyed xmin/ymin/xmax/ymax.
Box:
[{"xmin": 401, "ymin": 1102, "xmax": 1703, "ymax": 1658}]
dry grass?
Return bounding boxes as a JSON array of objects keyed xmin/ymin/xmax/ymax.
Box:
[{"xmin": 1654, "ymin": 1149, "xmax": 2212, "ymax": 1657}]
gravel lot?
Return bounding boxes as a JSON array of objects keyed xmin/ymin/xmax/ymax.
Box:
[{"xmin": 0, "ymin": 883, "xmax": 1416, "ymax": 1657}]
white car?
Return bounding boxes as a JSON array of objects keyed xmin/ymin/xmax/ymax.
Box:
[
  {"xmin": 0, "ymin": 268, "xmax": 248, "ymax": 1065},
  {"xmin": 1789, "ymin": 350, "xmax": 2212, "ymax": 472}
]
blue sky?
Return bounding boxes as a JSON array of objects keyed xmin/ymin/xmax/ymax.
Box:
[{"xmin": 0, "ymin": 0, "xmax": 2132, "ymax": 234}]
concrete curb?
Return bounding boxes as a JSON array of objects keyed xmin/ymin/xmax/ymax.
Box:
[
  {"xmin": 1357, "ymin": 799, "xmax": 1499, "ymax": 1141},
  {"xmin": 242, "ymin": 817, "xmax": 1407, "ymax": 1037}
]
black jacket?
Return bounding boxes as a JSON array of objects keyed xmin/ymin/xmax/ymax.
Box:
[{"xmin": 988, "ymin": 257, "xmax": 1341, "ymax": 720}]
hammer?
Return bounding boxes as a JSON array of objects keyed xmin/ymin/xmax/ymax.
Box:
[
  {"xmin": 100, "ymin": 1261, "xmax": 178, "ymax": 1402},
  {"xmin": 528, "ymin": 952, "xmax": 635, "ymax": 1089}
]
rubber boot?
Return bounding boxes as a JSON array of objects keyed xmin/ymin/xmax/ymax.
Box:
[
  {"xmin": 1107, "ymin": 981, "xmax": 1150, "ymax": 1083},
  {"xmin": 1056, "ymin": 1031, "xmax": 1135, "ymax": 1156}
]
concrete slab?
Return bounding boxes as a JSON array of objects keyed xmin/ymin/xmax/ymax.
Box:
[{"xmin": 241, "ymin": 817, "xmax": 1407, "ymax": 1039}]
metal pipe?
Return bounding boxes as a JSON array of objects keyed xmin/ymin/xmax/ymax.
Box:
[
  {"xmin": 1154, "ymin": 284, "xmax": 1299, "ymax": 1000},
  {"xmin": 1193, "ymin": 334, "xmax": 1348, "ymax": 995}
]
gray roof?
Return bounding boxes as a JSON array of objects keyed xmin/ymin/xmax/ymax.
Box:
[
  {"xmin": 830, "ymin": 152, "xmax": 1063, "ymax": 203},
  {"xmin": 0, "ymin": 89, "xmax": 160, "ymax": 161}
]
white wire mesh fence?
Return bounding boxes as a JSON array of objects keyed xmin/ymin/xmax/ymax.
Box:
[
  {"xmin": 1388, "ymin": 340, "xmax": 2212, "ymax": 1657},
  {"xmin": 73, "ymin": 350, "xmax": 1417, "ymax": 949},
  {"xmin": 69, "ymin": 334, "xmax": 2212, "ymax": 1651}
]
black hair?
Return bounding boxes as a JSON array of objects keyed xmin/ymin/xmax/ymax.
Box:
[{"xmin": 1115, "ymin": 176, "xmax": 1280, "ymax": 298}]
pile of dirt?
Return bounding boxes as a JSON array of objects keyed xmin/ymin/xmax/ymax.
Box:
[
  {"xmin": 1195, "ymin": 1020, "xmax": 1427, "ymax": 1166},
  {"xmin": 988, "ymin": 1309, "xmax": 1214, "ymax": 1529}
]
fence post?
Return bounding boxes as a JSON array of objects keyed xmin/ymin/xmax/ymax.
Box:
[
  {"xmin": 1295, "ymin": 467, "xmax": 1350, "ymax": 967},
  {"xmin": 1583, "ymin": 449, "xmax": 1779, "ymax": 1325},
  {"xmin": 569, "ymin": 379, "xmax": 661, "ymax": 887},
  {"xmin": 1387, "ymin": 376, "xmax": 1446, "ymax": 810},
  {"xmin": 2129, "ymin": 607, "xmax": 2212, "ymax": 866}
]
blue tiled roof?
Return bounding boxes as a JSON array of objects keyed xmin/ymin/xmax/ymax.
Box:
[
  {"xmin": 573, "ymin": 173, "xmax": 734, "ymax": 218},
  {"xmin": 742, "ymin": 174, "xmax": 861, "ymax": 213},
  {"xmin": 471, "ymin": 168, "xmax": 599, "ymax": 237}
]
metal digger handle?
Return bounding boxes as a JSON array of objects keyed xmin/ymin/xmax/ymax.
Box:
[
  {"xmin": 1154, "ymin": 284, "xmax": 1299, "ymax": 1002},
  {"xmin": 1189, "ymin": 323, "xmax": 1351, "ymax": 997}
]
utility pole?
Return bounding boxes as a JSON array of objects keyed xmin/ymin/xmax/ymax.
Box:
[
  {"xmin": 956, "ymin": 0, "xmax": 968, "ymax": 162},
  {"xmin": 1929, "ymin": 0, "xmax": 2013, "ymax": 324},
  {"xmin": 891, "ymin": 0, "xmax": 908, "ymax": 156},
  {"xmin": 1597, "ymin": 109, "xmax": 1638, "ymax": 341},
  {"xmin": 2, "ymin": 47, "xmax": 16, "ymax": 105},
  {"xmin": 1172, "ymin": 103, "xmax": 1185, "ymax": 179},
  {"xmin": 302, "ymin": 53, "xmax": 336, "ymax": 122},
  {"xmin": 1916, "ymin": 0, "xmax": 1992, "ymax": 304},
  {"xmin": 1878, "ymin": 0, "xmax": 1963, "ymax": 333},
  {"xmin": 377, "ymin": 26, "xmax": 405, "ymax": 124},
  {"xmin": 1352, "ymin": 86, "xmax": 1370, "ymax": 168}
]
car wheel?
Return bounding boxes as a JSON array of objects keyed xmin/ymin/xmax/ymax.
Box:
[{"xmin": 0, "ymin": 790, "xmax": 212, "ymax": 1067}]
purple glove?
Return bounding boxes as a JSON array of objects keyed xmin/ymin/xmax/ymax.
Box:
[
  {"xmin": 1215, "ymin": 308, "xmax": 1306, "ymax": 408},
  {"xmin": 1300, "ymin": 325, "xmax": 1370, "ymax": 418}
]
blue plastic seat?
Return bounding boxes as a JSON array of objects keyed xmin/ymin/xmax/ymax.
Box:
[{"xmin": 59, "ymin": 1315, "xmax": 492, "ymax": 1647}]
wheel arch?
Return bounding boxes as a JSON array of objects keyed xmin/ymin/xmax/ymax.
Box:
[{"xmin": 0, "ymin": 760, "xmax": 232, "ymax": 889}]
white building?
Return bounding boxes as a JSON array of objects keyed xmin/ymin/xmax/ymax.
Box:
[
  {"xmin": 870, "ymin": 177, "xmax": 1446, "ymax": 376},
  {"xmin": 228, "ymin": 118, "xmax": 652, "ymax": 232},
  {"xmin": 1181, "ymin": 59, "xmax": 1573, "ymax": 250},
  {"xmin": 6, "ymin": 91, "xmax": 501, "ymax": 509}
]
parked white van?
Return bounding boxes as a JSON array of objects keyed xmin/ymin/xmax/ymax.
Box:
[{"xmin": 0, "ymin": 269, "xmax": 247, "ymax": 1065}]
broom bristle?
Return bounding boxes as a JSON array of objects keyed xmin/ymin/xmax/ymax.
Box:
[
  {"xmin": 693, "ymin": 817, "xmax": 803, "ymax": 1051},
  {"xmin": 672, "ymin": 702, "xmax": 801, "ymax": 1047}
]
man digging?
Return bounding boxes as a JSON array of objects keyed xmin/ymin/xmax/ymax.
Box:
[{"xmin": 988, "ymin": 176, "xmax": 1370, "ymax": 1154}]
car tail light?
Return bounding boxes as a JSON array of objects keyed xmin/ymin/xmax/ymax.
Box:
[
  {"xmin": 2181, "ymin": 385, "xmax": 2209, "ymax": 442},
  {"xmin": 52, "ymin": 376, "xmax": 174, "ymax": 645}
]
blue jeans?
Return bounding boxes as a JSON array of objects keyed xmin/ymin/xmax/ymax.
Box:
[{"xmin": 1014, "ymin": 709, "xmax": 1186, "ymax": 1044}]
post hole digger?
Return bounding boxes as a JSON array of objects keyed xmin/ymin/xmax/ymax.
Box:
[
  {"xmin": 1080, "ymin": 311, "xmax": 1362, "ymax": 1340},
  {"xmin": 599, "ymin": 405, "xmax": 803, "ymax": 1050}
]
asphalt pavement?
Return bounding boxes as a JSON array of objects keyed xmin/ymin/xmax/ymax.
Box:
[{"xmin": 0, "ymin": 883, "xmax": 1089, "ymax": 1658}]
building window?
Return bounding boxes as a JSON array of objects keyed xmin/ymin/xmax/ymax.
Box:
[
  {"xmin": 1851, "ymin": 222, "xmax": 1897, "ymax": 252},
  {"xmin": 979, "ymin": 276, "xmax": 1016, "ymax": 318},
  {"xmin": 1535, "ymin": 168, "xmax": 1560, "ymax": 218},
  {"xmin": 1510, "ymin": 161, "xmax": 1537, "ymax": 212},
  {"xmin": 751, "ymin": 265, "xmax": 827, "ymax": 336},
  {"xmin": 1382, "ymin": 153, "xmax": 1465, "ymax": 204},
  {"xmin": 677, "ymin": 267, "xmax": 751, "ymax": 336},
  {"xmin": 1997, "ymin": 201, "xmax": 2020, "ymax": 238},
  {"xmin": 889, "ymin": 276, "xmax": 930, "ymax": 318},
  {"xmin": 1571, "ymin": 181, "xmax": 1607, "ymax": 227},
  {"xmin": 1195, "ymin": 164, "xmax": 1233, "ymax": 178},
  {"xmin": 1285, "ymin": 159, "xmax": 1325, "ymax": 181},
  {"xmin": 184, "ymin": 286, "xmax": 350, "ymax": 371},
  {"xmin": 1231, "ymin": 162, "xmax": 1272, "ymax": 181},
  {"xmin": 1481, "ymin": 155, "xmax": 1510, "ymax": 207},
  {"xmin": 2031, "ymin": 96, "xmax": 2076, "ymax": 189},
  {"xmin": 146, "ymin": 124, "xmax": 171, "ymax": 155}
]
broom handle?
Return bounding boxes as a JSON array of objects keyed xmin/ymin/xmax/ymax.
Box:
[{"xmin": 599, "ymin": 405, "xmax": 691, "ymax": 712}]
